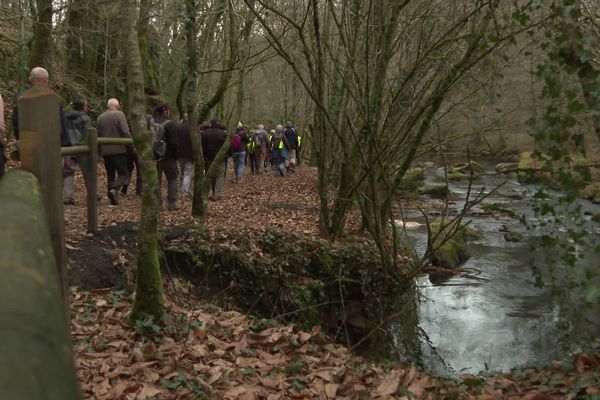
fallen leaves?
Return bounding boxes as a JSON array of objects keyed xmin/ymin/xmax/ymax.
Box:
[{"xmin": 71, "ymin": 288, "xmax": 600, "ymax": 399}]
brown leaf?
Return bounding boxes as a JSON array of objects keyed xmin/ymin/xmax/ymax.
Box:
[
  {"xmin": 137, "ymin": 383, "xmax": 164, "ymax": 399},
  {"xmin": 375, "ymin": 371, "xmax": 402, "ymax": 396},
  {"xmin": 407, "ymin": 376, "xmax": 429, "ymax": 398},
  {"xmin": 298, "ymin": 331, "xmax": 312, "ymax": 342},
  {"xmin": 325, "ymin": 383, "xmax": 339, "ymax": 398}
]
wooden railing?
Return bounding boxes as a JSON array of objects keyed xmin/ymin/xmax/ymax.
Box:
[
  {"xmin": 0, "ymin": 169, "xmax": 81, "ymax": 399},
  {"xmin": 9, "ymin": 81, "xmax": 138, "ymax": 399}
]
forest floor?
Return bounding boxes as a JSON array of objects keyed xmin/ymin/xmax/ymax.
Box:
[{"xmin": 63, "ymin": 164, "xmax": 600, "ymax": 399}]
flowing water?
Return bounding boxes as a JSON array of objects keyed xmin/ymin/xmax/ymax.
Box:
[{"xmin": 394, "ymin": 164, "xmax": 600, "ymax": 376}]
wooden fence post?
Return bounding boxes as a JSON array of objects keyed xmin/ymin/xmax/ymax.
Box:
[
  {"xmin": 18, "ymin": 85, "xmax": 66, "ymax": 297},
  {"xmin": 0, "ymin": 169, "xmax": 81, "ymax": 400},
  {"xmin": 86, "ymin": 128, "xmax": 98, "ymax": 233}
]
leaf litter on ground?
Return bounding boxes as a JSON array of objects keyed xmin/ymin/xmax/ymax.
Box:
[{"xmin": 61, "ymin": 164, "xmax": 600, "ymax": 399}]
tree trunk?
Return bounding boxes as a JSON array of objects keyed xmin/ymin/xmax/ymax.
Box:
[
  {"xmin": 191, "ymin": 0, "xmax": 237, "ymax": 217},
  {"xmin": 122, "ymin": 0, "xmax": 164, "ymax": 322},
  {"xmin": 138, "ymin": 0, "xmax": 161, "ymax": 101},
  {"xmin": 29, "ymin": 0, "xmax": 52, "ymax": 69}
]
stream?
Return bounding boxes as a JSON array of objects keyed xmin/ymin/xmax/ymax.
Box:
[{"xmin": 394, "ymin": 163, "xmax": 600, "ymax": 376}]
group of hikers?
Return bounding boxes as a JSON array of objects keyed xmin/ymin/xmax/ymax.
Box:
[{"xmin": 0, "ymin": 67, "xmax": 303, "ymax": 211}]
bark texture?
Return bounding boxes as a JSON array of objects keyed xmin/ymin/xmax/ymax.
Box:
[{"xmin": 122, "ymin": 0, "xmax": 164, "ymax": 321}]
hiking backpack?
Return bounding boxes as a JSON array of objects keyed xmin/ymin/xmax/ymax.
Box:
[
  {"xmin": 151, "ymin": 120, "xmax": 170, "ymax": 160},
  {"xmin": 253, "ymin": 132, "xmax": 264, "ymax": 149},
  {"xmin": 231, "ymin": 133, "xmax": 242, "ymax": 152},
  {"xmin": 65, "ymin": 112, "xmax": 87, "ymax": 145}
]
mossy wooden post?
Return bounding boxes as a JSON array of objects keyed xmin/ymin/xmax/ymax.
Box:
[
  {"xmin": 18, "ymin": 85, "xmax": 66, "ymax": 298},
  {"xmin": 86, "ymin": 127, "xmax": 98, "ymax": 233},
  {"xmin": 0, "ymin": 169, "xmax": 81, "ymax": 399}
]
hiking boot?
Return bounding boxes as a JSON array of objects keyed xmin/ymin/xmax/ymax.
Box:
[
  {"xmin": 63, "ymin": 198, "xmax": 75, "ymax": 205},
  {"xmin": 108, "ymin": 189, "xmax": 119, "ymax": 205},
  {"xmin": 167, "ymin": 202, "xmax": 181, "ymax": 211}
]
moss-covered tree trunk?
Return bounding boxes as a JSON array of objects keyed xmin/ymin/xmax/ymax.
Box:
[
  {"xmin": 122, "ymin": 0, "xmax": 164, "ymax": 321},
  {"xmin": 29, "ymin": 0, "xmax": 52, "ymax": 69},
  {"xmin": 138, "ymin": 0, "xmax": 161, "ymax": 102}
]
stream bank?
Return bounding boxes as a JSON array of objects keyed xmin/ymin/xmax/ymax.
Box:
[{"xmin": 162, "ymin": 225, "xmax": 419, "ymax": 361}]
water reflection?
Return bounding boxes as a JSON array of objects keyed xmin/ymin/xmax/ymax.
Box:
[{"xmin": 394, "ymin": 164, "xmax": 600, "ymax": 375}]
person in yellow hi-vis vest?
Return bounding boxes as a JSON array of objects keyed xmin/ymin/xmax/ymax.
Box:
[
  {"xmin": 270, "ymin": 125, "xmax": 290, "ymax": 176},
  {"xmin": 296, "ymin": 133, "xmax": 302, "ymax": 167},
  {"xmin": 246, "ymin": 129, "xmax": 258, "ymax": 174}
]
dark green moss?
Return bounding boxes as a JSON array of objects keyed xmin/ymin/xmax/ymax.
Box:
[
  {"xmin": 430, "ymin": 223, "xmax": 471, "ymax": 268},
  {"xmin": 421, "ymin": 185, "xmax": 450, "ymax": 199},
  {"xmin": 162, "ymin": 228, "xmax": 413, "ymax": 352},
  {"xmin": 504, "ymin": 232, "xmax": 523, "ymax": 242}
]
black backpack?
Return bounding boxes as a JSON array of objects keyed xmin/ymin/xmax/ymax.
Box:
[
  {"xmin": 65, "ymin": 111, "xmax": 88, "ymax": 145},
  {"xmin": 151, "ymin": 119, "xmax": 170, "ymax": 160}
]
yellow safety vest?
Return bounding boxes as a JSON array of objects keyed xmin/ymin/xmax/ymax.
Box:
[{"xmin": 298, "ymin": 135, "xmax": 302, "ymax": 146}]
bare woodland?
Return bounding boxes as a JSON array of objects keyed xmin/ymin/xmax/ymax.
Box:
[{"xmin": 1, "ymin": 1, "xmax": 600, "ymax": 396}]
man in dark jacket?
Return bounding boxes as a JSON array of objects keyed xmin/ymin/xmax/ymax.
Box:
[
  {"xmin": 155, "ymin": 103, "xmax": 180, "ymax": 210},
  {"xmin": 201, "ymin": 119, "xmax": 227, "ymax": 200},
  {"xmin": 97, "ymin": 98, "xmax": 132, "ymax": 205},
  {"xmin": 283, "ymin": 121, "xmax": 299, "ymax": 173},
  {"xmin": 63, "ymin": 98, "xmax": 93, "ymax": 204}
]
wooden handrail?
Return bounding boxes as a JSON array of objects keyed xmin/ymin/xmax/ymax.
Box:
[
  {"xmin": 0, "ymin": 169, "xmax": 81, "ymax": 399},
  {"xmin": 61, "ymin": 145, "xmax": 90, "ymax": 156},
  {"xmin": 96, "ymin": 137, "xmax": 134, "ymax": 145}
]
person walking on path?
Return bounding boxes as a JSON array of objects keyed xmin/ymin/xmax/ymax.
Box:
[
  {"xmin": 283, "ymin": 121, "xmax": 299, "ymax": 173},
  {"xmin": 246, "ymin": 129, "xmax": 258, "ymax": 174},
  {"xmin": 231, "ymin": 122, "xmax": 249, "ymax": 183},
  {"xmin": 63, "ymin": 98, "xmax": 94, "ymax": 204},
  {"xmin": 97, "ymin": 98, "xmax": 132, "ymax": 205},
  {"xmin": 253, "ymin": 123, "xmax": 269, "ymax": 174},
  {"xmin": 270, "ymin": 124, "xmax": 290, "ymax": 177},
  {"xmin": 154, "ymin": 103, "xmax": 180, "ymax": 210},
  {"xmin": 202, "ymin": 119, "xmax": 228, "ymax": 200}
]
